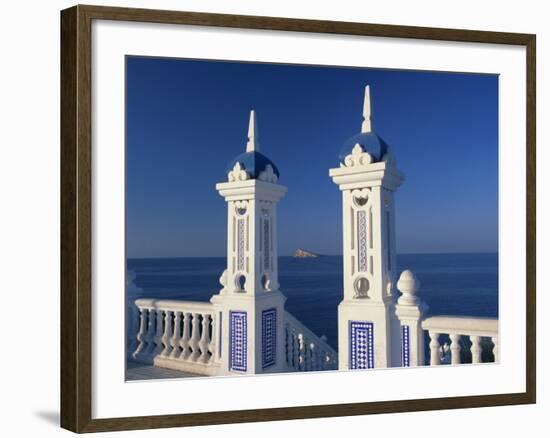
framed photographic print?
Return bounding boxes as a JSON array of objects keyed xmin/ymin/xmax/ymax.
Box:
[{"xmin": 60, "ymin": 4, "xmax": 536, "ymax": 433}]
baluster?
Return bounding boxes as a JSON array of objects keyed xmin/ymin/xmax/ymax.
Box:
[
  {"xmin": 199, "ymin": 314, "xmax": 212, "ymax": 363},
  {"xmin": 144, "ymin": 308, "xmax": 157, "ymax": 357},
  {"xmin": 328, "ymin": 351, "xmax": 336, "ymax": 370},
  {"xmin": 306, "ymin": 338, "xmax": 312, "ymax": 371},
  {"xmin": 153, "ymin": 309, "xmax": 164, "ymax": 357},
  {"xmin": 429, "ymin": 331, "xmax": 441, "ymax": 365},
  {"xmin": 315, "ymin": 346, "xmax": 322, "ymax": 369},
  {"xmin": 169, "ymin": 311, "xmax": 182, "ymax": 359},
  {"xmin": 470, "ymin": 335, "xmax": 482, "ymax": 364},
  {"xmin": 292, "ymin": 329, "xmax": 299, "ymax": 370},
  {"xmin": 309, "ymin": 343, "xmax": 315, "ymax": 371},
  {"xmin": 321, "ymin": 350, "xmax": 329, "ymax": 370},
  {"xmin": 288, "ymin": 328, "xmax": 295, "ymax": 369},
  {"xmin": 179, "ymin": 312, "xmax": 191, "ymax": 360},
  {"xmin": 285, "ymin": 324, "xmax": 292, "ymax": 367},
  {"xmin": 132, "ymin": 306, "xmax": 148, "ymax": 359},
  {"xmin": 190, "ymin": 313, "xmax": 201, "ymax": 361},
  {"xmin": 449, "ymin": 334, "xmax": 461, "ymax": 365},
  {"xmin": 160, "ymin": 310, "xmax": 173, "ymax": 357},
  {"xmin": 127, "ymin": 303, "xmax": 139, "ymax": 356},
  {"xmin": 310, "ymin": 342, "xmax": 319, "ymax": 371},
  {"xmin": 302, "ymin": 339, "xmax": 309, "ymax": 371},
  {"xmin": 492, "ymin": 336, "xmax": 499, "ymax": 362},
  {"xmin": 208, "ymin": 314, "xmax": 216, "ymax": 359},
  {"xmin": 319, "ymin": 349, "xmax": 326, "ymax": 370},
  {"xmin": 298, "ymin": 333, "xmax": 305, "ymax": 371},
  {"xmin": 329, "ymin": 351, "xmax": 336, "ymax": 369}
]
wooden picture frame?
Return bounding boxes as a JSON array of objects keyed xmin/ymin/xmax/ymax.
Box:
[{"xmin": 60, "ymin": 4, "xmax": 536, "ymax": 433}]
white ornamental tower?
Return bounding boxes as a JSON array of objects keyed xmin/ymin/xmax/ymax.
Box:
[
  {"xmin": 212, "ymin": 110, "xmax": 288, "ymax": 374},
  {"xmin": 329, "ymin": 86, "xmax": 404, "ymax": 369}
]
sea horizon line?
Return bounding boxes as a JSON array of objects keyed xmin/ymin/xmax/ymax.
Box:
[{"xmin": 127, "ymin": 251, "xmax": 498, "ymax": 260}]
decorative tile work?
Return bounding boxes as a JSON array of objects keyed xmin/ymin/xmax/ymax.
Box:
[
  {"xmin": 230, "ymin": 311, "xmax": 247, "ymax": 372},
  {"xmin": 237, "ymin": 219, "xmax": 245, "ymax": 271},
  {"xmin": 349, "ymin": 321, "xmax": 374, "ymax": 369},
  {"xmin": 262, "ymin": 308, "xmax": 277, "ymax": 368},
  {"xmin": 386, "ymin": 210, "xmax": 391, "ymax": 271},
  {"xmin": 263, "ymin": 219, "xmax": 270, "ymax": 270},
  {"xmin": 402, "ymin": 325, "xmax": 410, "ymax": 367},
  {"xmin": 357, "ymin": 210, "xmax": 368, "ymax": 272},
  {"xmin": 218, "ymin": 311, "xmax": 223, "ymax": 359}
]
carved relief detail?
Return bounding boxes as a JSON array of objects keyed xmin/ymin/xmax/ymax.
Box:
[
  {"xmin": 234, "ymin": 200, "xmax": 248, "ymax": 216},
  {"xmin": 344, "ymin": 143, "xmax": 373, "ymax": 167},
  {"xmin": 263, "ymin": 218, "xmax": 270, "ymax": 270},
  {"xmin": 237, "ymin": 219, "xmax": 245, "ymax": 271},
  {"xmin": 357, "ymin": 210, "xmax": 368, "ymax": 272},
  {"xmin": 351, "ymin": 188, "xmax": 370, "ymax": 208},
  {"xmin": 258, "ymin": 164, "xmax": 278, "ymax": 183},
  {"xmin": 228, "ymin": 162, "xmax": 249, "ymax": 182}
]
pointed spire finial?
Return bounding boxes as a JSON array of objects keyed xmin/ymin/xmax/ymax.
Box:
[
  {"xmin": 246, "ymin": 109, "xmax": 260, "ymax": 152},
  {"xmin": 361, "ymin": 85, "xmax": 372, "ymax": 133}
]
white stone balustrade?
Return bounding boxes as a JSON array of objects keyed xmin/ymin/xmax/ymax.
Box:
[
  {"xmin": 394, "ymin": 268, "xmax": 498, "ymax": 367},
  {"xmin": 395, "ymin": 269, "xmax": 427, "ymax": 367},
  {"xmin": 421, "ymin": 316, "xmax": 499, "ymax": 365},
  {"xmin": 284, "ymin": 311, "xmax": 338, "ymax": 372},
  {"xmin": 132, "ymin": 298, "xmax": 221, "ymax": 376}
]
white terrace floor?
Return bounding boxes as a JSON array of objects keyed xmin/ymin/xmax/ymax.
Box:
[{"xmin": 126, "ymin": 360, "xmax": 201, "ymax": 381}]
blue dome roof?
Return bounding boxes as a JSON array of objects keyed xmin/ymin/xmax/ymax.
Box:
[
  {"xmin": 226, "ymin": 151, "xmax": 280, "ymax": 179},
  {"xmin": 339, "ymin": 132, "xmax": 389, "ymax": 163}
]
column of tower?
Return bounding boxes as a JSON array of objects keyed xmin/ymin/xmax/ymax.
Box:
[
  {"xmin": 212, "ymin": 110, "xmax": 288, "ymax": 374},
  {"xmin": 329, "ymin": 86, "xmax": 404, "ymax": 369}
]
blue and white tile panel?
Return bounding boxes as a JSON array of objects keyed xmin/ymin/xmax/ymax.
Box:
[
  {"xmin": 262, "ymin": 308, "xmax": 277, "ymax": 369},
  {"xmin": 401, "ymin": 325, "xmax": 410, "ymax": 367},
  {"xmin": 230, "ymin": 311, "xmax": 247, "ymax": 372},
  {"xmin": 350, "ymin": 321, "xmax": 374, "ymax": 369}
]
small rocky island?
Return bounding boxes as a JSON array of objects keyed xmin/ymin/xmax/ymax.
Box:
[{"xmin": 294, "ymin": 248, "xmax": 321, "ymax": 258}]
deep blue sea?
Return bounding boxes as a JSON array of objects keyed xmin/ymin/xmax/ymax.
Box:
[{"xmin": 127, "ymin": 253, "xmax": 498, "ymax": 349}]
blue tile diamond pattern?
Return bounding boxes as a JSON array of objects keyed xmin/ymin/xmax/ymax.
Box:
[
  {"xmin": 402, "ymin": 325, "xmax": 410, "ymax": 367},
  {"xmin": 262, "ymin": 308, "xmax": 277, "ymax": 369},
  {"xmin": 230, "ymin": 311, "xmax": 247, "ymax": 372},
  {"xmin": 350, "ymin": 321, "xmax": 374, "ymax": 369}
]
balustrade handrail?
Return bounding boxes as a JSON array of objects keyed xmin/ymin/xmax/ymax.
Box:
[
  {"xmin": 422, "ymin": 315, "xmax": 498, "ymax": 337},
  {"xmin": 284, "ymin": 310, "xmax": 338, "ymax": 371},
  {"xmin": 284, "ymin": 311, "xmax": 337, "ymax": 355},
  {"xmin": 134, "ymin": 298, "xmax": 216, "ymax": 313},
  {"xmin": 131, "ymin": 297, "xmax": 220, "ymax": 375}
]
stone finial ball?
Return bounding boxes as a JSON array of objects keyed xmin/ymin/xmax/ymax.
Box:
[{"xmin": 397, "ymin": 269, "xmax": 420, "ymax": 295}]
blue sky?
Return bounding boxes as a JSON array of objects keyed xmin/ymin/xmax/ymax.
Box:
[{"xmin": 126, "ymin": 57, "xmax": 498, "ymax": 258}]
